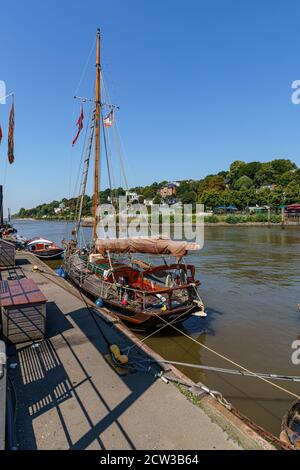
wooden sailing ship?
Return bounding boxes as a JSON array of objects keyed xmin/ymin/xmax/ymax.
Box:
[{"xmin": 64, "ymin": 29, "xmax": 206, "ymax": 330}]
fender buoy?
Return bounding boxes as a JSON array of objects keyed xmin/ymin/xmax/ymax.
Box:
[
  {"xmin": 95, "ymin": 298, "xmax": 104, "ymax": 307},
  {"xmin": 55, "ymin": 267, "xmax": 67, "ymax": 279}
]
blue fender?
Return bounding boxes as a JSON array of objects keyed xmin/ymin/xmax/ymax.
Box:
[{"xmin": 95, "ymin": 298, "xmax": 104, "ymax": 308}]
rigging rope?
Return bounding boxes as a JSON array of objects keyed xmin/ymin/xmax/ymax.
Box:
[
  {"xmin": 101, "ymin": 72, "xmax": 129, "ymax": 190},
  {"xmin": 29, "ymin": 262, "xmax": 111, "ymax": 348},
  {"xmin": 75, "ymin": 280, "xmax": 111, "ymax": 348},
  {"xmin": 100, "ymin": 106, "xmax": 114, "ymax": 202},
  {"xmin": 73, "ymin": 96, "xmax": 95, "ymax": 237},
  {"xmin": 104, "ymin": 114, "xmax": 118, "ymax": 198},
  {"xmin": 73, "ymin": 92, "xmax": 94, "ymax": 200},
  {"xmin": 126, "ymin": 305, "xmax": 196, "ymax": 352},
  {"xmin": 67, "ymin": 39, "xmax": 96, "ymax": 228},
  {"xmin": 101, "ymin": 68, "xmax": 160, "ymax": 241},
  {"xmin": 67, "ymin": 34, "xmax": 96, "ymax": 240},
  {"xmin": 74, "ymin": 37, "xmax": 97, "ymax": 97}
]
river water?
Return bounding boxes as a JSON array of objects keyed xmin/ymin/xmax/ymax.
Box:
[{"xmin": 12, "ymin": 219, "xmax": 300, "ymax": 436}]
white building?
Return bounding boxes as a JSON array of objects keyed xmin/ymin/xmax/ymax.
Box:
[
  {"xmin": 143, "ymin": 199, "xmax": 154, "ymax": 206},
  {"xmin": 126, "ymin": 191, "xmax": 140, "ymax": 204}
]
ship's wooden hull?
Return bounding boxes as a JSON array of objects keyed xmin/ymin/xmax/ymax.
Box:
[{"xmin": 65, "ymin": 253, "xmax": 203, "ymax": 330}]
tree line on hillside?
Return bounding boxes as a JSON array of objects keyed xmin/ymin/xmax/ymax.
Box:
[{"xmin": 15, "ymin": 159, "xmax": 300, "ymax": 218}]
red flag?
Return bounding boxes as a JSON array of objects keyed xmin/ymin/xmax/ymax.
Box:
[
  {"xmin": 8, "ymin": 99, "xmax": 14, "ymax": 164},
  {"xmin": 0, "ymin": 125, "xmax": 2, "ymax": 145},
  {"xmin": 72, "ymin": 106, "xmax": 84, "ymax": 146}
]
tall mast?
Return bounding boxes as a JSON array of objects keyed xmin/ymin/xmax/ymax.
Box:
[{"xmin": 93, "ymin": 28, "xmax": 101, "ymax": 240}]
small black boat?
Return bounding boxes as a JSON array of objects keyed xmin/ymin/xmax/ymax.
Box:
[{"xmin": 26, "ymin": 237, "xmax": 65, "ymax": 260}]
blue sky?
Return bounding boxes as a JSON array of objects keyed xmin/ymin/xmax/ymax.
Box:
[{"xmin": 1, "ymin": 0, "xmax": 300, "ymax": 213}]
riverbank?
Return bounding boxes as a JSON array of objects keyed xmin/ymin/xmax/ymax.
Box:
[
  {"xmin": 3, "ymin": 252, "xmax": 278, "ymax": 450},
  {"xmin": 12, "ymin": 217, "xmax": 300, "ymax": 227}
]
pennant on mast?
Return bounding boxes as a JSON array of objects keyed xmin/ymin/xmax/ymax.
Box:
[
  {"xmin": 8, "ymin": 97, "xmax": 14, "ymax": 164},
  {"xmin": 72, "ymin": 105, "xmax": 84, "ymax": 146}
]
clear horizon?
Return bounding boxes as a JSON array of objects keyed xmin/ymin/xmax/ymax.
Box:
[{"xmin": 1, "ymin": 0, "xmax": 300, "ymax": 213}]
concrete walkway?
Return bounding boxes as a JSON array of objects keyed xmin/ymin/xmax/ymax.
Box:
[{"xmin": 5, "ymin": 254, "xmax": 241, "ymax": 450}]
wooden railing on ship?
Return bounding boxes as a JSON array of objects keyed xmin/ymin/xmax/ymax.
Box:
[{"xmin": 68, "ymin": 257, "xmax": 192, "ymax": 313}]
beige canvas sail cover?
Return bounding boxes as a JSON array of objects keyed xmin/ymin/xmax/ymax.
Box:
[{"xmin": 95, "ymin": 236, "xmax": 200, "ymax": 259}]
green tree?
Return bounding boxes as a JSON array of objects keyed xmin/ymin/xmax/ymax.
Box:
[
  {"xmin": 229, "ymin": 160, "xmax": 246, "ymax": 181},
  {"xmin": 142, "ymin": 187, "xmax": 156, "ymax": 200},
  {"xmin": 234, "ymin": 189, "xmax": 258, "ymax": 209},
  {"xmin": 181, "ymin": 191, "xmax": 197, "ymax": 204},
  {"xmin": 18, "ymin": 208, "xmax": 26, "ymax": 217},
  {"xmin": 234, "ymin": 175, "xmax": 253, "ymax": 190},
  {"xmin": 198, "ymin": 175, "xmax": 226, "ymax": 193},
  {"xmin": 277, "ymin": 169, "xmax": 300, "ymax": 186},
  {"xmin": 270, "ymin": 159, "xmax": 296, "ymax": 175},
  {"xmin": 254, "ymin": 163, "xmax": 275, "ymax": 186},
  {"xmin": 239, "ymin": 162, "xmax": 262, "ymax": 181},
  {"xmin": 153, "ymin": 194, "xmax": 162, "ymax": 204},
  {"xmin": 198, "ymin": 190, "xmax": 223, "ymax": 208},
  {"xmin": 285, "ymin": 181, "xmax": 300, "ymax": 203},
  {"xmin": 256, "ymin": 188, "xmax": 272, "ymax": 206}
]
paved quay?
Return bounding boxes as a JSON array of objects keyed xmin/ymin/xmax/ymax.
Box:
[{"xmin": 4, "ymin": 252, "xmax": 258, "ymax": 450}]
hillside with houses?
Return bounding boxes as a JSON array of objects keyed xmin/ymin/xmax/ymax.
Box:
[{"xmin": 15, "ymin": 158, "xmax": 300, "ymax": 219}]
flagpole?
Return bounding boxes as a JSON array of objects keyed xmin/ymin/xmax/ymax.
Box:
[{"xmin": 93, "ymin": 28, "xmax": 101, "ymax": 241}]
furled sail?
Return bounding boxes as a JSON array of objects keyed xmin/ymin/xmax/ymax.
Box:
[{"xmin": 95, "ymin": 236, "xmax": 200, "ymax": 258}]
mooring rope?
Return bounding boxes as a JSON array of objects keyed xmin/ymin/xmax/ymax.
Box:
[
  {"xmin": 126, "ymin": 304, "xmax": 196, "ymax": 351},
  {"xmin": 135, "ymin": 358, "xmax": 300, "ymax": 383},
  {"xmin": 137, "ymin": 311, "xmax": 300, "ymax": 401}
]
